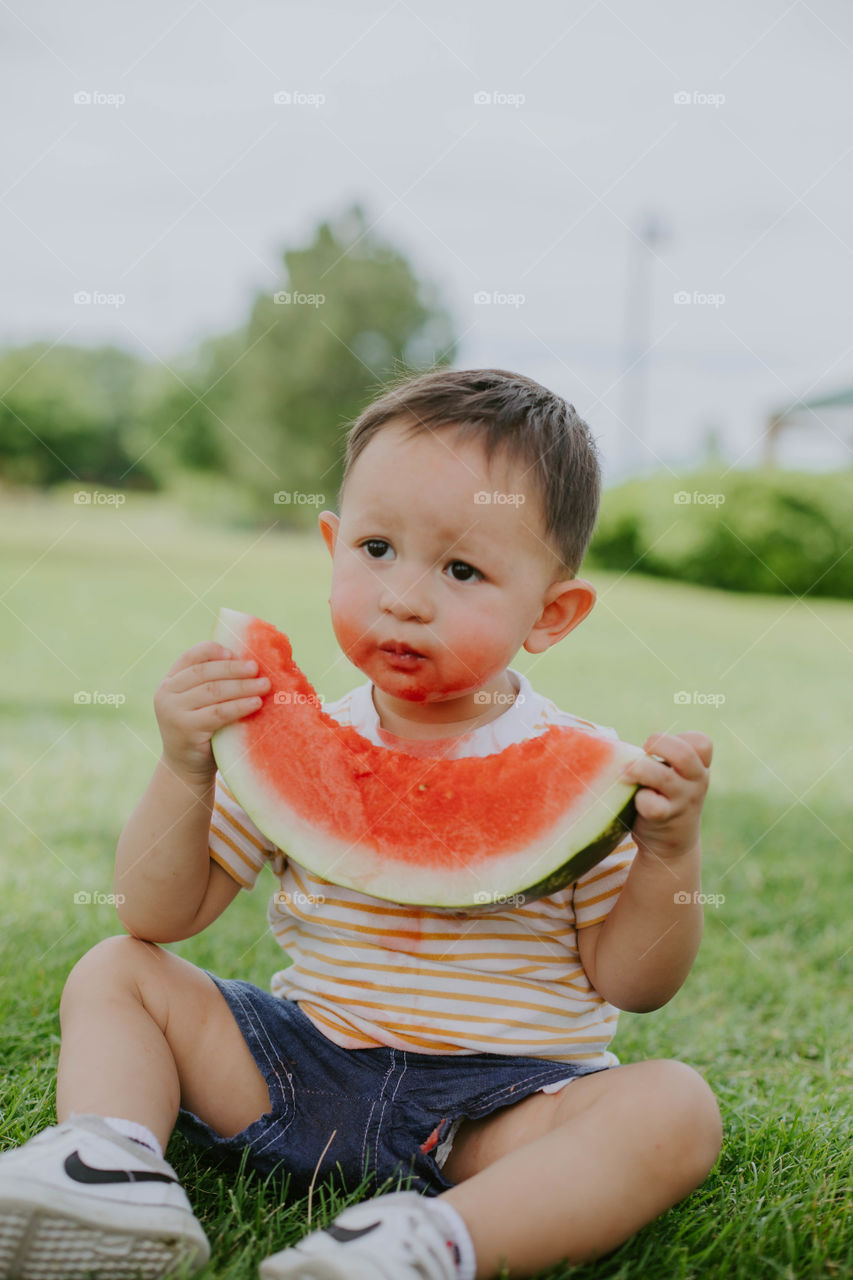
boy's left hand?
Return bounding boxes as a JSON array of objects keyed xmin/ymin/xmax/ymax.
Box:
[{"xmin": 620, "ymin": 731, "xmax": 713, "ymax": 860}]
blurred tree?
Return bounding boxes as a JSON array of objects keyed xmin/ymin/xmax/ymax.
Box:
[
  {"xmin": 0, "ymin": 344, "xmax": 157, "ymax": 489},
  {"xmin": 201, "ymin": 202, "xmax": 457, "ymax": 523}
]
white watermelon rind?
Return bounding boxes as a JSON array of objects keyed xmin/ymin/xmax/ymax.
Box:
[{"xmin": 211, "ymin": 607, "xmax": 645, "ymax": 911}]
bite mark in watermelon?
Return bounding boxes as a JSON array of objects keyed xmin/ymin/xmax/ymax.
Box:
[{"xmin": 210, "ymin": 608, "xmax": 645, "ymax": 911}]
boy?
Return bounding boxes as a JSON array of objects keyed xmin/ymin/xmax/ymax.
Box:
[{"xmin": 0, "ymin": 368, "xmax": 722, "ymax": 1280}]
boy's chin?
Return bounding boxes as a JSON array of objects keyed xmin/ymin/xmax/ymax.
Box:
[
  {"xmin": 355, "ymin": 649, "xmax": 506, "ymax": 707},
  {"xmin": 371, "ymin": 674, "xmax": 494, "ymax": 711},
  {"xmin": 369, "ymin": 674, "xmax": 434, "ymax": 705}
]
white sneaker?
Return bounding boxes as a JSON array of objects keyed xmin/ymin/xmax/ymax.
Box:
[
  {"xmin": 0, "ymin": 1113, "xmax": 210, "ymax": 1279},
  {"xmin": 258, "ymin": 1190, "xmax": 460, "ymax": 1280}
]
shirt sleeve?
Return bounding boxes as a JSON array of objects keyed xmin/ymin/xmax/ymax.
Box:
[
  {"xmin": 571, "ymin": 833, "xmax": 637, "ymax": 928},
  {"xmin": 208, "ymin": 772, "xmax": 284, "ymax": 888}
]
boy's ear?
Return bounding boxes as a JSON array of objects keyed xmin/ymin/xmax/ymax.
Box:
[
  {"xmin": 523, "ymin": 579, "xmax": 596, "ymax": 654},
  {"xmin": 318, "ymin": 511, "xmax": 339, "ymax": 558}
]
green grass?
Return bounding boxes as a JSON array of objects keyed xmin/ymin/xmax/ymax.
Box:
[{"xmin": 1, "ymin": 486, "xmax": 851, "ymax": 1279}]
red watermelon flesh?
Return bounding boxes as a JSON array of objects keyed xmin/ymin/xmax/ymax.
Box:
[{"xmin": 211, "ymin": 608, "xmax": 645, "ymax": 910}]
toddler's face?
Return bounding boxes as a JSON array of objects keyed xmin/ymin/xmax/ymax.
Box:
[{"xmin": 319, "ymin": 419, "xmax": 594, "ymax": 725}]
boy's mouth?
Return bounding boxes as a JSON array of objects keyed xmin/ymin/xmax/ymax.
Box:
[{"xmin": 380, "ymin": 642, "xmax": 425, "ymax": 659}]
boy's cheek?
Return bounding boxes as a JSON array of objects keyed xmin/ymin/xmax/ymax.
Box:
[
  {"xmin": 327, "ymin": 572, "xmax": 362, "ymax": 621},
  {"xmin": 445, "ymin": 627, "xmax": 506, "ymax": 677},
  {"xmin": 329, "ymin": 609, "xmax": 366, "ymax": 663}
]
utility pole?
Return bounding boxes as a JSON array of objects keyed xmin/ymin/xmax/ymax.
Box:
[{"xmin": 619, "ymin": 214, "xmax": 669, "ymax": 480}]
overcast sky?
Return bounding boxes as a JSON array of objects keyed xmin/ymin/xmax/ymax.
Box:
[{"xmin": 2, "ymin": 0, "xmax": 852, "ymax": 484}]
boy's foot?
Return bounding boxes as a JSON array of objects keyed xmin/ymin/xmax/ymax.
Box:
[
  {"xmin": 0, "ymin": 1113, "xmax": 210, "ymax": 1279},
  {"xmin": 258, "ymin": 1190, "xmax": 463, "ymax": 1280}
]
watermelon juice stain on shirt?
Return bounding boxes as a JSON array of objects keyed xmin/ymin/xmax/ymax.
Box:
[
  {"xmin": 208, "ymin": 666, "xmax": 638, "ymax": 1066},
  {"xmin": 381, "ymin": 907, "xmax": 425, "ymax": 951}
]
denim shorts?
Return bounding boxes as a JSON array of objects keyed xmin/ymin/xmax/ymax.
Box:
[{"xmin": 173, "ymin": 972, "xmax": 611, "ymax": 1199}]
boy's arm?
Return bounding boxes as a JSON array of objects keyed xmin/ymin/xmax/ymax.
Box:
[
  {"xmin": 114, "ymin": 640, "xmax": 270, "ymax": 942},
  {"xmin": 114, "ymin": 758, "xmax": 239, "ymax": 942},
  {"xmin": 577, "ymin": 731, "xmax": 712, "ymax": 1013}
]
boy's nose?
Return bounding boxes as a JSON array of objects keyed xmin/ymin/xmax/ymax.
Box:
[{"xmin": 378, "ymin": 573, "xmax": 432, "ymax": 622}]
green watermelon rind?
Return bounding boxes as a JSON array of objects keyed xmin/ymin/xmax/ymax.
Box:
[
  {"xmin": 211, "ymin": 607, "xmax": 644, "ymax": 911},
  {"xmin": 497, "ymin": 795, "xmax": 638, "ymax": 911}
]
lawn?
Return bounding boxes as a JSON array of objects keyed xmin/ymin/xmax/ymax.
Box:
[{"xmin": 0, "ymin": 485, "xmax": 850, "ymax": 1279}]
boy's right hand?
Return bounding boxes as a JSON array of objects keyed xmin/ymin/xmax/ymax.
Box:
[{"xmin": 154, "ymin": 642, "xmax": 271, "ymax": 781}]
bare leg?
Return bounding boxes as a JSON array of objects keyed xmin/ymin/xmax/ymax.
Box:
[
  {"xmin": 56, "ymin": 935, "xmax": 271, "ymax": 1154},
  {"xmin": 439, "ymin": 1059, "xmax": 722, "ymax": 1279}
]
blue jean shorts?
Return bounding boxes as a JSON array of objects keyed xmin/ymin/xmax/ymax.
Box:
[{"xmin": 174, "ymin": 972, "xmax": 611, "ymax": 1199}]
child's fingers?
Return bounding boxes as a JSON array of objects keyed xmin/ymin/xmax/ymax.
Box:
[
  {"xmin": 624, "ymin": 756, "xmax": 681, "ymax": 797},
  {"xmin": 631, "ymin": 733, "xmax": 711, "ymax": 781},
  {"xmin": 178, "ymin": 676, "xmax": 270, "ymax": 711},
  {"xmin": 163, "ymin": 643, "xmax": 238, "ymax": 678},
  {"xmin": 676, "ymin": 731, "xmax": 714, "ymax": 769},
  {"xmin": 165, "ymin": 658, "xmax": 260, "ymax": 693},
  {"xmin": 633, "ymin": 788, "xmax": 673, "ymax": 822},
  {"xmin": 186, "ymin": 695, "xmax": 266, "ymax": 730}
]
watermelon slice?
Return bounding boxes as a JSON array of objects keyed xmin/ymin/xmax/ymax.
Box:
[{"xmin": 210, "ymin": 608, "xmax": 645, "ymax": 911}]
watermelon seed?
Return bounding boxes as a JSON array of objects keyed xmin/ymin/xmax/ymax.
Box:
[{"xmin": 418, "ymin": 784, "xmax": 427, "ymax": 791}]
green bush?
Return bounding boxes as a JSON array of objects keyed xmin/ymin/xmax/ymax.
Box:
[{"xmin": 587, "ymin": 467, "xmax": 853, "ymax": 598}]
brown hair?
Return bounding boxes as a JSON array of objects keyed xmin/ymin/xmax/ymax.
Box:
[{"xmin": 337, "ymin": 366, "xmax": 602, "ymax": 577}]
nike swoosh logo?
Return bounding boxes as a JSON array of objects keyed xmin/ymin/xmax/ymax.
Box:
[
  {"xmin": 324, "ymin": 1222, "xmax": 381, "ymax": 1243},
  {"xmin": 64, "ymin": 1151, "xmax": 178, "ymax": 1185}
]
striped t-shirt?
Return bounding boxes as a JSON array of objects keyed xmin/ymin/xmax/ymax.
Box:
[{"xmin": 209, "ymin": 667, "xmax": 637, "ymax": 1067}]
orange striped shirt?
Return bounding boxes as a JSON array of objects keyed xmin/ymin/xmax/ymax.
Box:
[{"xmin": 209, "ymin": 668, "xmax": 637, "ymax": 1066}]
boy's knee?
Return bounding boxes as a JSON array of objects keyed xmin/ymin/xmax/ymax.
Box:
[
  {"xmin": 650, "ymin": 1059, "xmax": 723, "ymax": 1178},
  {"xmin": 61, "ymin": 934, "xmax": 163, "ymax": 1007}
]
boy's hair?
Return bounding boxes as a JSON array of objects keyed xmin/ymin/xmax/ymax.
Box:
[{"xmin": 337, "ymin": 367, "xmax": 602, "ymax": 578}]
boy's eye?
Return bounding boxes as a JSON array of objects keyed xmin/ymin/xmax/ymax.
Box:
[
  {"xmin": 362, "ymin": 539, "xmax": 391, "ymax": 559},
  {"xmin": 448, "ymin": 561, "xmax": 481, "ymax": 582}
]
